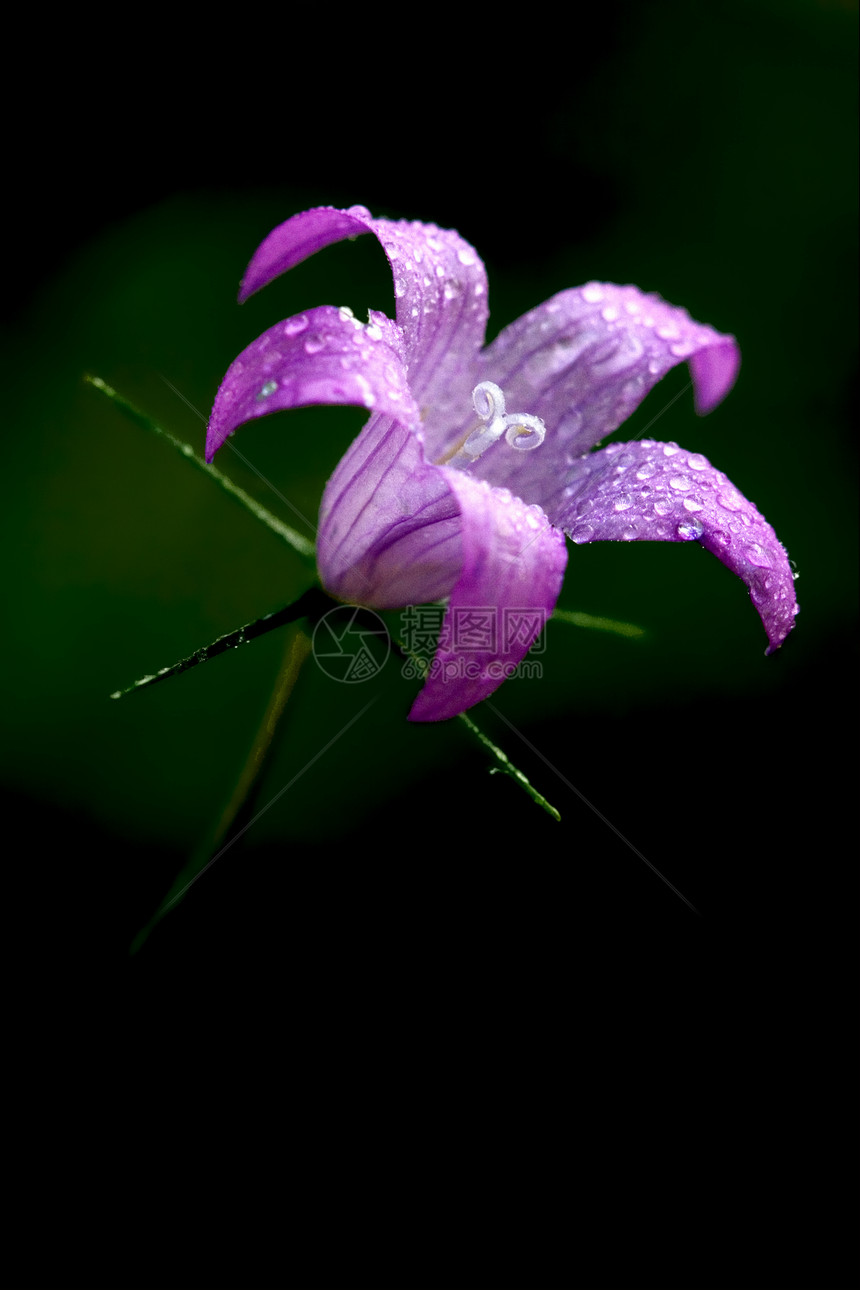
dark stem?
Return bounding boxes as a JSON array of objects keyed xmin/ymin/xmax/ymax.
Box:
[{"xmin": 111, "ymin": 586, "xmax": 334, "ymax": 699}]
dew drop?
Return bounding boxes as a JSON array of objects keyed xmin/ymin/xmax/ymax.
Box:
[
  {"xmin": 636, "ymin": 461, "xmax": 658, "ymax": 480},
  {"xmin": 669, "ymin": 475, "xmax": 692, "ymax": 491},
  {"xmin": 457, "ymin": 247, "xmax": 476, "ymax": 266},
  {"xmin": 745, "ymin": 542, "xmax": 772, "ymax": 568},
  {"xmin": 671, "ymin": 339, "xmax": 695, "ymax": 358},
  {"xmin": 284, "ymin": 314, "xmax": 309, "ymax": 336},
  {"xmin": 718, "ymin": 488, "xmax": 743, "ymax": 512},
  {"xmin": 654, "ymin": 498, "xmax": 674, "ymax": 517},
  {"xmin": 582, "ymin": 284, "xmax": 604, "ymax": 304},
  {"xmin": 304, "ymin": 335, "xmax": 326, "ymax": 355},
  {"xmin": 256, "ymin": 380, "xmax": 278, "ymax": 400},
  {"xmin": 346, "ymin": 204, "xmax": 371, "ymax": 219},
  {"xmin": 687, "ymin": 452, "xmax": 708, "ymax": 471},
  {"xmin": 570, "ymin": 522, "xmax": 594, "ymax": 544},
  {"xmin": 683, "ymin": 496, "xmax": 704, "ymax": 512},
  {"xmin": 677, "ymin": 518, "xmax": 703, "ymax": 541},
  {"xmin": 614, "ymin": 492, "xmax": 634, "ymax": 512}
]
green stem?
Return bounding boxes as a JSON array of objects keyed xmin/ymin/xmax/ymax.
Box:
[
  {"xmin": 110, "ymin": 586, "xmax": 332, "ymax": 699},
  {"xmin": 85, "ymin": 374, "xmax": 315, "ymax": 559},
  {"xmin": 457, "ymin": 710, "xmax": 561, "ymax": 823},
  {"xmin": 551, "ymin": 607, "xmax": 645, "ymax": 638},
  {"xmin": 129, "ymin": 626, "xmax": 313, "ymax": 955}
]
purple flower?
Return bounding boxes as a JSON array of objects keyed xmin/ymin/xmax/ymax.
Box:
[{"xmin": 207, "ymin": 205, "xmax": 797, "ymax": 722}]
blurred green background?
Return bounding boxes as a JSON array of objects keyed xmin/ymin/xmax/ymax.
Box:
[{"xmin": 5, "ymin": 0, "xmax": 857, "ymax": 1281}]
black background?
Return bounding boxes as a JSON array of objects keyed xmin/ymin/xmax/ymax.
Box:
[{"xmin": 4, "ymin": 2, "xmax": 857, "ymax": 1286}]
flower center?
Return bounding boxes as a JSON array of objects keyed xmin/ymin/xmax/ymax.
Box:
[
  {"xmin": 460, "ymin": 382, "xmax": 546, "ymax": 461},
  {"xmin": 435, "ymin": 383, "xmax": 547, "ymax": 467}
]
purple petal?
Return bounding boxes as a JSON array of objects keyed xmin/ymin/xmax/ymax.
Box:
[
  {"xmin": 206, "ymin": 305, "xmax": 419, "ymax": 461},
  {"xmin": 318, "ymin": 413, "xmax": 461, "ymax": 607},
  {"xmin": 238, "ymin": 206, "xmax": 375, "ymax": 302},
  {"xmin": 409, "ymin": 473, "xmax": 568, "ymax": 722},
  {"xmin": 236, "ymin": 204, "xmax": 488, "ymax": 455},
  {"xmin": 366, "ymin": 218, "xmax": 488, "ymax": 451},
  {"xmin": 463, "ymin": 283, "xmax": 739, "ymax": 508},
  {"xmin": 553, "ymin": 440, "xmax": 798, "ymax": 653}
]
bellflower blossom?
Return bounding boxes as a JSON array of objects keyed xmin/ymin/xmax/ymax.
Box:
[{"xmin": 207, "ymin": 205, "xmax": 797, "ymax": 721}]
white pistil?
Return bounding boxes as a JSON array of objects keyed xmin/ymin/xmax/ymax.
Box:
[{"xmin": 445, "ymin": 382, "xmax": 547, "ymax": 467}]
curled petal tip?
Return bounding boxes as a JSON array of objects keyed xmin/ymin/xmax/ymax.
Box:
[
  {"xmin": 237, "ymin": 206, "xmax": 374, "ymax": 303},
  {"xmin": 690, "ymin": 339, "xmax": 741, "ymax": 415},
  {"xmin": 205, "ymin": 304, "xmax": 419, "ymax": 461},
  {"xmin": 552, "ymin": 441, "xmax": 797, "ymax": 655}
]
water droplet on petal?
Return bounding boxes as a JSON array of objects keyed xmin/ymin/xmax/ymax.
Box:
[
  {"xmin": 284, "ymin": 314, "xmax": 309, "ymax": 336},
  {"xmin": 346, "ymin": 204, "xmax": 371, "ymax": 219},
  {"xmin": 671, "ymin": 339, "xmax": 695, "ymax": 358},
  {"xmin": 304, "ymin": 335, "xmax": 326, "ymax": 354},
  {"xmin": 636, "ymin": 460, "xmax": 658, "ymax": 480},
  {"xmin": 718, "ymin": 488, "xmax": 743, "ymax": 512},
  {"xmin": 614, "ymin": 492, "xmax": 634, "ymax": 512},
  {"xmin": 745, "ymin": 542, "xmax": 772, "ymax": 568},
  {"xmin": 687, "ymin": 452, "xmax": 708, "ymax": 471},
  {"xmin": 669, "ymin": 475, "xmax": 692, "ymax": 491},
  {"xmin": 256, "ymin": 380, "xmax": 278, "ymax": 400},
  {"xmin": 570, "ymin": 522, "xmax": 594, "ymax": 544},
  {"xmin": 457, "ymin": 247, "xmax": 476, "ymax": 266},
  {"xmin": 582, "ymin": 284, "xmax": 604, "ymax": 304},
  {"xmin": 677, "ymin": 518, "xmax": 704, "ymax": 541}
]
